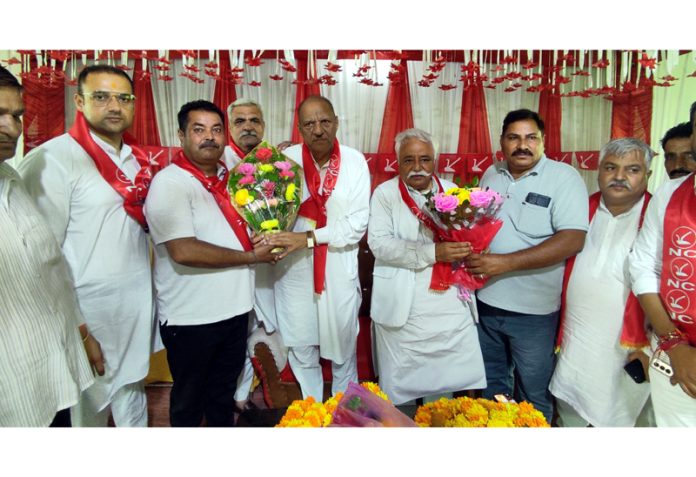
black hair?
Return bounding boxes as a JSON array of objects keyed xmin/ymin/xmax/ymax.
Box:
[
  {"xmin": 77, "ymin": 64, "xmax": 134, "ymax": 95},
  {"xmin": 661, "ymin": 122, "xmax": 692, "ymax": 151},
  {"xmin": 0, "ymin": 65, "xmax": 21, "ymax": 91},
  {"xmin": 177, "ymin": 100, "xmax": 225, "ymax": 131},
  {"xmin": 501, "ymin": 109, "xmax": 545, "ymax": 136}
]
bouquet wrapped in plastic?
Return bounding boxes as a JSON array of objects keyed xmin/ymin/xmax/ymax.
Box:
[
  {"xmin": 227, "ymin": 141, "xmax": 303, "ymax": 239},
  {"xmin": 329, "ymin": 382, "xmax": 417, "ymax": 427},
  {"xmin": 425, "ymin": 180, "xmax": 504, "ymax": 301}
]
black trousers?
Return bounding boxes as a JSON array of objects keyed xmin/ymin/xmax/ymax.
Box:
[
  {"xmin": 160, "ymin": 313, "xmax": 249, "ymax": 427},
  {"xmin": 49, "ymin": 408, "xmax": 71, "ymax": 427}
]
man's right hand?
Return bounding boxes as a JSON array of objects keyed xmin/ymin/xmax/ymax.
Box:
[
  {"xmin": 666, "ymin": 344, "xmax": 696, "ymax": 399},
  {"xmin": 252, "ymin": 242, "xmax": 280, "ymax": 264},
  {"xmin": 435, "ymin": 242, "xmax": 472, "ymax": 263}
]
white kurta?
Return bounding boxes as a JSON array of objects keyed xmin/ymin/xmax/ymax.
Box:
[
  {"xmin": 368, "ymin": 176, "xmax": 486, "ymax": 404},
  {"xmin": 274, "ymin": 143, "xmax": 370, "ymax": 364},
  {"xmin": 0, "ymin": 163, "xmax": 94, "ymax": 427},
  {"xmin": 18, "ymin": 133, "xmax": 154, "ymax": 411},
  {"xmin": 550, "ymin": 197, "xmax": 650, "ymax": 427}
]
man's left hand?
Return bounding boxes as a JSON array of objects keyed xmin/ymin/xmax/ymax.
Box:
[
  {"xmin": 267, "ymin": 232, "xmax": 307, "ymax": 259},
  {"xmin": 464, "ymin": 252, "xmax": 508, "ymax": 279}
]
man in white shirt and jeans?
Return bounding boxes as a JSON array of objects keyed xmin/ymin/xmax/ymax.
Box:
[{"xmin": 145, "ymin": 100, "xmax": 277, "ymax": 426}]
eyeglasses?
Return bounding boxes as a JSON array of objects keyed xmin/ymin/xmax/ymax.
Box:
[
  {"xmin": 300, "ymin": 118, "xmax": 335, "ymax": 132},
  {"xmin": 81, "ymin": 91, "xmax": 136, "ymax": 107}
]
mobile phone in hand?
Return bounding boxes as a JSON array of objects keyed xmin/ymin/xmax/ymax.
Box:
[{"xmin": 624, "ymin": 358, "xmax": 646, "ymax": 383}]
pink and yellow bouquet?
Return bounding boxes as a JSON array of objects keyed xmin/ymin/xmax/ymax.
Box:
[
  {"xmin": 426, "ymin": 181, "xmax": 504, "ymax": 301},
  {"xmin": 227, "ymin": 141, "xmax": 303, "ymax": 235},
  {"xmin": 276, "ymin": 382, "xmax": 416, "ymax": 427}
]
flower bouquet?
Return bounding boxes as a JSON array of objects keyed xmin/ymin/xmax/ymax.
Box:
[
  {"xmin": 425, "ymin": 180, "xmax": 504, "ymax": 301},
  {"xmin": 227, "ymin": 141, "xmax": 303, "ymax": 246},
  {"xmin": 414, "ymin": 396, "xmax": 549, "ymax": 428},
  {"xmin": 276, "ymin": 382, "xmax": 416, "ymax": 427}
]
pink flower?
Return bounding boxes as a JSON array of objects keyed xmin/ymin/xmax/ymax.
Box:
[
  {"xmin": 261, "ymin": 179, "xmax": 276, "ymax": 198},
  {"xmin": 434, "ymin": 193, "xmax": 458, "ymax": 213},
  {"xmin": 238, "ymin": 175, "xmax": 255, "ymax": 185},
  {"xmin": 279, "ymin": 170, "xmax": 295, "ymax": 179},
  {"xmin": 238, "ymin": 163, "xmax": 256, "ymax": 175},
  {"xmin": 469, "ymin": 190, "xmax": 498, "ymax": 208},
  {"xmin": 274, "ymin": 161, "xmax": 292, "ymax": 171},
  {"xmin": 255, "ymin": 147, "xmax": 273, "ymax": 161}
]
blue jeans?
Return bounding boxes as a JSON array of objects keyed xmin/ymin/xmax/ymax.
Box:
[{"xmin": 476, "ymin": 300, "xmax": 559, "ymax": 424}]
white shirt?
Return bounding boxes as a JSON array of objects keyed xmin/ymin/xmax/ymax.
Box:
[
  {"xmin": 0, "ymin": 162, "xmax": 93, "ymax": 426},
  {"xmin": 630, "ymin": 175, "xmax": 693, "ymax": 295},
  {"xmin": 17, "ymin": 133, "xmax": 154, "ymax": 410},
  {"xmin": 551, "ymin": 196, "xmax": 650, "ymax": 426},
  {"xmin": 144, "ymin": 163, "xmax": 255, "ymax": 326}
]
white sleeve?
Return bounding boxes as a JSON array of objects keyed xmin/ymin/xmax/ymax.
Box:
[
  {"xmin": 144, "ymin": 171, "xmax": 196, "ymax": 245},
  {"xmin": 367, "ymin": 184, "xmax": 436, "ymax": 268},
  {"xmin": 17, "ymin": 147, "xmax": 72, "ymax": 246},
  {"xmin": 313, "ymin": 156, "xmax": 370, "ymax": 247}
]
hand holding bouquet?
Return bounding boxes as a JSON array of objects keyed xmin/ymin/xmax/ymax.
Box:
[{"xmin": 228, "ymin": 141, "xmax": 303, "ymax": 250}]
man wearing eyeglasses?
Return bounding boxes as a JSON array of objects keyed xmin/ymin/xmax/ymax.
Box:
[
  {"xmin": 18, "ymin": 65, "xmax": 156, "ymax": 427},
  {"xmin": 267, "ymin": 95, "xmax": 370, "ymax": 401}
]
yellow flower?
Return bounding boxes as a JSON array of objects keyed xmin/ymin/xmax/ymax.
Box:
[
  {"xmin": 260, "ymin": 219, "xmax": 279, "ymax": 231},
  {"xmin": 456, "ymin": 188, "xmax": 470, "ymax": 204},
  {"xmin": 234, "ymin": 189, "xmax": 252, "ymax": 206},
  {"xmin": 285, "ymin": 183, "xmax": 296, "ymax": 201},
  {"xmin": 259, "ymin": 164, "xmax": 275, "ymax": 173}
]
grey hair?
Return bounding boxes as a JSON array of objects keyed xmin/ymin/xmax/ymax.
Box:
[
  {"xmin": 227, "ymin": 98, "xmax": 264, "ymax": 120},
  {"xmin": 394, "ymin": 128, "xmax": 438, "ymax": 158},
  {"xmin": 599, "ymin": 137, "xmax": 654, "ymax": 167}
]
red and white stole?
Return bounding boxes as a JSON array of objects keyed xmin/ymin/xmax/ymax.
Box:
[
  {"xmin": 297, "ymin": 139, "xmax": 341, "ymax": 294},
  {"xmin": 661, "ymin": 175, "xmax": 696, "ymax": 346},
  {"xmin": 556, "ymin": 191, "xmax": 651, "ymax": 351},
  {"xmin": 68, "ymin": 111, "xmax": 158, "ymax": 231},
  {"xmin": 227, "ymin": 138, "xmax": 248, "ymax": 161},
  {"xmin": 397, "ymin": 176, "xmax": 451, "ymax": 290},
  {"xmin": 171, "ymin": 150, "xmax": 253, "ymax": 252}
]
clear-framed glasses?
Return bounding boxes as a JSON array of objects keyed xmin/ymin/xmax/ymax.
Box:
[
  {"xmin": 81, "ymin": 91, "xmax": 136, "ymax": 107},
  {"xmin": 300, "ymin": 118, "xmax": 335, "ymax": 132}
]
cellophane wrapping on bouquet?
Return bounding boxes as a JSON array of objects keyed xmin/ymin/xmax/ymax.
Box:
[
  {"xmin": 425, "ymin": 182, "xmax": 504, "ymax": 301},
  {"xmin": 329, "ymin": 382, "xmax": 417, "ymax": 427},
  {"xmin": 227, "ymin": 141, "xmax": 303, "ymax": 235}
]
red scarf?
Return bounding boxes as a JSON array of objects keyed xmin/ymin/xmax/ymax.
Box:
[
  {"xmin": 297, "ymin": 139, "xmax": 341, "ymax": 294},
  {"xmin": 661, "ymin": 175, "xmax": 696, "ymax": 346},
  {"xmin": 556, "ymin": 191, "xmax": 651, "ymax": 351},
  {"xmin": 397, "ymin": 176, "xmax": 453, "ymax": 290},
  {"xmin": 227, "ymin": 138, "xmax": 248, "ymax": 161},
  {"xmin": 68, "ymin": 111, "xmax": 158, "ymax": 231},
  {"xmin": 171, "ymin": 150, "xmax": 252, "ymax": 252}
]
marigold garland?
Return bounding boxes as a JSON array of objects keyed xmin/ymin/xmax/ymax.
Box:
[
  {"xmin": 276, "ymin": 382, "xmax": 389, "ymax": 427},
  {"xmin": 414, "ymin": 396, "xmax": 549, "ymax": 428}
]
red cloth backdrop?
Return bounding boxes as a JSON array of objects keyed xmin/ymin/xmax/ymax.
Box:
[
  {"xmin": 131, "ymin": 60, "xmax": 161, "ymax": 146},
  {"xmin": 372, "ymin": 59, "xmax": 414, "ymax": 190},
  {"xmin": 290, "ymin": 58, "xmax": 321, "ymax": 144},
  {"xmin": 610, "ymin": 87, "xmax": 653, "ymax": 143},
  {"xmin": 538, "ymin": 86, "xmax": 563, "ymax": 154},
  {"xmin": 22, "ymin": 72, "xmax": 65, "ymax": 154},
  {"xmin": 456, "ymin": 83, "xmax": 492, "ymax": 184},
  {"xmin": 212, "ymin": 51, "xmax": 237, "ymax": 127}
]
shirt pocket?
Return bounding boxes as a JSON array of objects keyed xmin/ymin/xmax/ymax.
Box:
[{"xmin": 512, "ymin": 202, "xmax": 554, "ymax": 238}]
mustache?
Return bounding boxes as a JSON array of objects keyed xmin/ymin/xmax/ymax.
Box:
[
  {"xmin": 240, "ymin": 130, "xmax": 258, "ymax": 138},
  {"xmin": 669, "ymin": 168, "xmax": 692, "ymax": 179},
  {"xmin": 512, "ymin": 149, "xmax": 533, "ymax": 157},
  {"xmin": 199, "ymin": 140, "xmax": 220, "ymax": 148},
  {"xmin": 607, "ymin": 179, "xmax": 632, "ymax": 190},
  {"xmin": 407, "ymin": 171, "xmax": 432, "ymax": 179}
]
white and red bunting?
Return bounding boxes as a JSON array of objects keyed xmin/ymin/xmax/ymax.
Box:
[
  {"xmin": 547, "ymin": 152, "xmax": 573, "ymax": 165},
  {"xmin": 575, "ymin": 151, "xmax": 600, "ymax": 170}
]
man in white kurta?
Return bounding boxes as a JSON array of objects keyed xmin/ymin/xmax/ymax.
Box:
[
  {"xmin": 17, "ymin": 66, "xmax": 154, "ymax": 426},
  {"xmin": 0, "ymin": 72, "xmax": 94, "ymax": 427},
  {"xmin": 368, "ymin": 128, "xmax": 486, "ymax": 405},
  {"xmin": 269, "ymin": 96, "xmax": 370, "ymax": 401},
  {"xmin": 551, "ymin": 138, "xmax": 653, "ymax": 427}
]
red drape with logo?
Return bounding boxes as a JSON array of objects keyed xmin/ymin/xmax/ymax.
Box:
[
  {"xmin": 373, "ymin": 59, "xmax": 414, "ymax": 190},
  {"xmin": 538, "ymin": 86, "xmax": 562, "ymax": 153},
  {"xmin": 290, "ymin": 58, "xmax": 321, "ymax": 144},
  {"xmin": 212, "ymin": 50, "xmax": 237, "ymax": 122},
  {"xmin": 457, "ymin": 83, "xmax": 492, "ymax": 184},
  {"xmin": 610, "ymin": 88, "xmax": 653, "ymax": 143},
  {"xmin": 131, "ymin": 60, "xmax": 161, "ymax": 146},
  {"xmin": 22, "ymin": 63, "xmax": 65, "ymax": 154}
]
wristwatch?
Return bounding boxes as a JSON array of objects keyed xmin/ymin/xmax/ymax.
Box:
[{"xmin": 306, "ymin": 231, "xmax": 316, "ymax": 249}]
